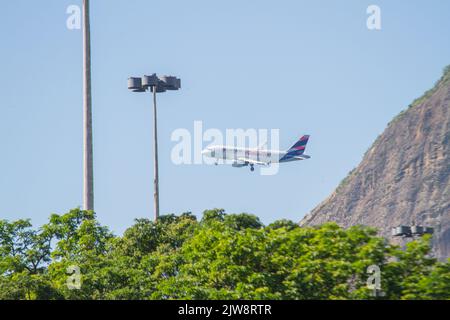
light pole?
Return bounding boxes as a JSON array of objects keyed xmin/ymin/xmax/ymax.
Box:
[
  {"xmin": 392, "ymin": 225, "xmax": 434, "ymax": 238},
  {"xmin": 392, "ymin": 224, "xmax": 435, "ymax": 254},
  {"xmin": 82, "ymin": 0, "xmax": 94, "ymax": 211},
  {"xmin": 128, "ymin": 74, "xmax": 181, "ymax": 221}
]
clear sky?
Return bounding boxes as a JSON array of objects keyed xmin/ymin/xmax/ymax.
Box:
[{"xmin": 1, "ymin": 0, "xmax": 449, "ymax": 234}]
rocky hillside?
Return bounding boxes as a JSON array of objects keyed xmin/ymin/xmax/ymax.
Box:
[{"xmin": 301, "ymin": 66, "xmax": 450, "ymax": 260}]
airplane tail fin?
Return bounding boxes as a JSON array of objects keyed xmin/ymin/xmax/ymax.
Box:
[{"xmin": 286, "ymin": 135, "xmax": 310, "ymax": 155}]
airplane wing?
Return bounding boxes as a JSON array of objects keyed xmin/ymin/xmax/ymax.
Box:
[{"xmin": 237, "ymin": 158, "xmax": 270, "ymax": 166}]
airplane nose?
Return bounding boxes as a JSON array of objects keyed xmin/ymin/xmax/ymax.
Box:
[{"xmin": 201, "ymin": 149, "xmax": 209, "ymax": 155}]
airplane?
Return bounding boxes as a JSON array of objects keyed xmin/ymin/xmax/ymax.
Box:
[{"xmin": 201, "ymin": 135, "xmax": 311, "ymax": 172}]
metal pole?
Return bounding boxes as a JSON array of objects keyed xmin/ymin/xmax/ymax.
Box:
[
  {"xmin": 82, "ymin": 0, "xmax": 94, "ymax": 210},
  {"xmin": 152, "ymin": 87, "xmax": 160, "ymax": 221}
]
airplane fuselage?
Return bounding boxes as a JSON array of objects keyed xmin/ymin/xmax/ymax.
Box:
[
  {"xmin": 205, "ymin": 146, "xmax": 283, "ymax": 164},
  {"xmin": 202, "ymin": 146, "xmax": 310, "ymax": 165},
  {"xmin": 201, "ymin": 135, "xmax": 311, "ymax": 171}
]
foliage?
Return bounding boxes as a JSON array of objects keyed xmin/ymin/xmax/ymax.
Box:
[{"xmin": 0, "ymin": 209, "xmax": 449, "ymax": 300}]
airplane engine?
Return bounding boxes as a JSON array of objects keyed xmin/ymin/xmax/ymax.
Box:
[{"xmin": 232, "ymin": 161, "xmax": 247, "ymax": 168}]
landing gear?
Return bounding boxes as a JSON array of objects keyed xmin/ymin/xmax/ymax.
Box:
[{"xmin": 250, "ymin": 164, "xmax": 255, "ymax": 172}]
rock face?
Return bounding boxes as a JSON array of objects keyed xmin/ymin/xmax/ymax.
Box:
[{"xmin": 301, "ymin": 67, "xmax": 450, "ymax": 260}]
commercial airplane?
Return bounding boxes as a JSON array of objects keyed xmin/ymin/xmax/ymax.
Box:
[{"xmin": 201, "ymin": 135, "xmax": 311, "ymax": 172}]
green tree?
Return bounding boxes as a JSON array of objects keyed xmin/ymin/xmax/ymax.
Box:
[
  {"xmin": 0, "ymin": 218, "xmax": 62, "ymax": 299},
  {"xmin": 1, "ymin": 208, "xmax": 449, "ymax": 300},
  {"xmin": 45, "ymin": 209, "xmax": 114, "ymax": 299}
]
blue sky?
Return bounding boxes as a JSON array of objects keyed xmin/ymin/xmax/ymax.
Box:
[{"xmin": 1, "ymin": 0, "xmax": 449, "ymax": 234}]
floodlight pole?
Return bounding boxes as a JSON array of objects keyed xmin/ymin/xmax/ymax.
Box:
[
  {"xmin": 152, "ymin": 87, "xmax": 160, "ymax": 221},
  {"xmin": 82, "ymin": 0, "xmax": 94, "ymax": 211},
  {"xmin": 127, "ymin": 75, "xmax": 180, "ymax": 222}
]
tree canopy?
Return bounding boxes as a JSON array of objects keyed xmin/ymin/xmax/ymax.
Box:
[{"xmin": 0, "ymin": 208, "xmax": 448, "ymax": 300}]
